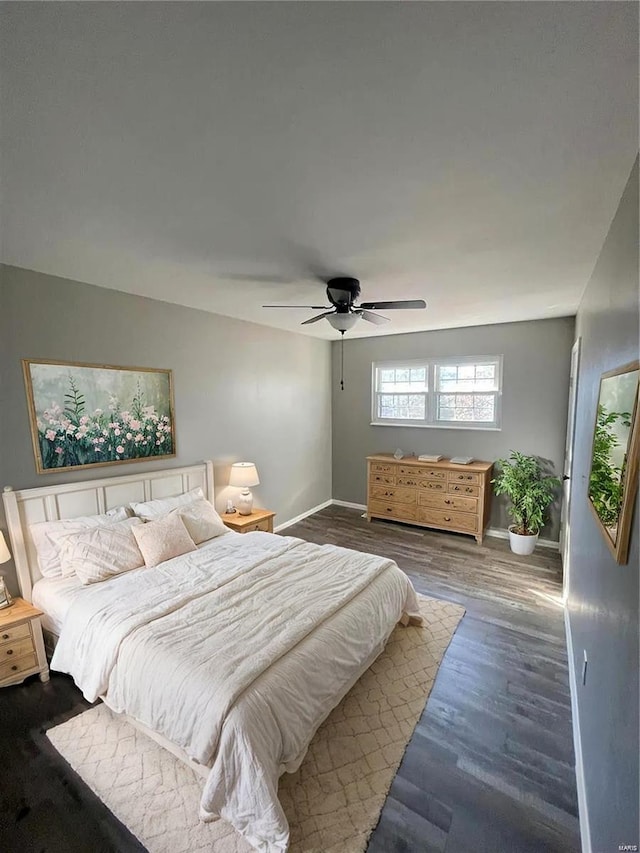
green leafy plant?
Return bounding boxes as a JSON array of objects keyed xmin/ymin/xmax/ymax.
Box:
[
  {"xmin": 588, "ymin": 404, "xmax": 631, "ymax": 527},
  {"xmin": 492, "ymin": 451, "xmax": 561, "ymax": 536}
]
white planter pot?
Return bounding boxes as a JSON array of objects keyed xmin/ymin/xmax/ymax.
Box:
[{"xmin": 508, "ymin": 526, "xmax": 539, "ymax": 556}]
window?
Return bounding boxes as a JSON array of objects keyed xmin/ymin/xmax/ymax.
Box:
[{"xmin": 372, "ymin": 356, "xmax": 502, "ymax": 429}]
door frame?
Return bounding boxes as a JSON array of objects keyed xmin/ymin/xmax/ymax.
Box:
[{"xmin": 561, "ymin": 337, "xmax": 581, "ymax": 602}]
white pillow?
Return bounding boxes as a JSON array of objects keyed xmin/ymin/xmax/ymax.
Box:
[
  {"xmin": 30, "ymin": 506, "xmax": 130, "ymax": 578},
  {"xmin": 178, "ymin": 498, "xmax": 227, "ymax": 544},
  {"xmin": 131, "ymin": 511, "xmax": 197, "ymax": 568},
  {"xmin": 59, "ymin": 518, "xmax": 144, "ymax": 585},
  {"xmin": 130, "ymin": 487, "xmax": 205, "ymax": 521}
]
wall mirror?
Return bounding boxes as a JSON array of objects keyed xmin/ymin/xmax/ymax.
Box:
[{"xmin": 588, "ymin": 360, "xmax": 640, "ymax": 563}]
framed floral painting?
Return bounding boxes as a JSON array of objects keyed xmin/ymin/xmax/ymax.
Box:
[{"xmin": 23, "ymin": 359, "xmax": 176, "ymax": 474}]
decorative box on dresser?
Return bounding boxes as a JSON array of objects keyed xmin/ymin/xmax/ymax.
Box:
[
  {"xmin": 0, "ymin": 598, "xmax": 49, "ymax": 687},
  {"xmin": 366, "ymin": 454, "xmax": 493, "ymax": 543}
]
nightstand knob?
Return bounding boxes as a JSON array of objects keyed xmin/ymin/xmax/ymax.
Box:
[
  {"xmin": 10, "ymin": 665, "xmax": 17, "ymax": 671},
  {"xmin": 6, "ymin": 649, "xmax": 13, "ymax": 655},
  {"xmin": 1, "ymin": 633, "xmax": 8, "ymax": 640}
]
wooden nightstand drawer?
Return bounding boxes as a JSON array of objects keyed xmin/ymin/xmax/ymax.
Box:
[
  {"xmin": 243, "ymin": 519, "xmax": 272, "ymax": 533},
  {"xmin": 0, "ymin": 635, "xmax": 34, "ymax": 661},
  {"xmin": 0, "ymin": 621, "xmax": 30, "ymax": 645},
  {"xmin": 0, "ymin": 652, "xmax": 37, "ymax": 682},
  {"xmin": 0, "ymin": 598, "xmax": 49, "ymax": 687}
]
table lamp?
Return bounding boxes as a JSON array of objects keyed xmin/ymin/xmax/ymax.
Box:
[
  {"xmin": 0, "ymin": 531, "xmax": 13, "ymax": 609},
  {"xmin": 229, "ymin": 462, "xmax": 260, "ymax": 516}
]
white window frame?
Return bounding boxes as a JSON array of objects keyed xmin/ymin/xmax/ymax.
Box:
[{"xmin": 371, "ymin": 355, "xmax": 503, "ymax": 430}]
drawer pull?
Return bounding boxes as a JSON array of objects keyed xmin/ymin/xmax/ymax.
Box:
[
  {"xmin": 6, "ymin": 649, "xmax": 13, "ymax": 656},
  {"xmin": 466, "ymin": 487, "xmax": 473, "ymax": 493},
  {"xmin": 444, "ymin": 516, "xmax": 451, "ymax": 522},
  {"xmin": 1, "ymin": 633, "xmax": 8, "ymax": 640},
  {"xmin": 444, "ymin": 499, "xmax": 451, "ymax": 505},
  {"xmin": 11, "ymin": 664, "xmax": 17, "ymax": 672}
]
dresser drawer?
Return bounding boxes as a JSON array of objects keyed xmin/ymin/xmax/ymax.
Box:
[
  {"xmin": 370, "ymin": 463, "xmax": 396, "ymax": 475},
  {"xmin": 447, "ymin": 481, "xmax": 480, "ymax": 497},
  {"xmin": 418, "ymin": 492, "xmax": 478, "ymax": 513},
  {"xmin": 369, "ymin": 500, "xmax": 418, "ymax": 522},
  {"xmin": 396, "ymin": 475, "xmax": 419, "ymax": 487},
  {"xmin": 370, "ymin": 485, "xmax": 416, "ymax": 505},
  {"xmin": 0, "ymin": 635, "xmax": 34, "ymax": 661},
  {"xmin": 371, "ymin": 473, "xmax": 396, "ymax": 486},
  {"xmin": 398, "ymin": 465, "xmax": 446, "ymax": 480},
  {"xmin": 0, "ymin": 652, "xmax": 37, "ymax": 682},
  {"xmin": 447, "ymin": 470, "xmax": 481, "ymax": 485},
  {"xmin": 417, "ymin": 507, "xmax": 478, "ymax": 533},
  {"xmin": 0, "ymin": 621, "xmax": 30, "ymax": 645},
  {"xmin": 417, "ymin": 479, "xmax": 447, "ymax": 492}
]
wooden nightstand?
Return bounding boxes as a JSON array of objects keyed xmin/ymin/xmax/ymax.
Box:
[
  {"xmin": 0, "ymin": 598, "xmax": 49, "ymax": 687},
  {"xmin": 223, "ymin": 509, "xmax": 276, "ymax": 534}
]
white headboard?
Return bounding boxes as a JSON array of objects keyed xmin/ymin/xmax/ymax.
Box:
[{"xmin": 2, "ymin": 460, "xmax": 214, "ymax": 602}]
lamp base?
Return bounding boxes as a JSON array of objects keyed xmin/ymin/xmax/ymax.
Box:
[{"xmin": 237, "ymin": 489, "xmax": 254, "ymax": 516}]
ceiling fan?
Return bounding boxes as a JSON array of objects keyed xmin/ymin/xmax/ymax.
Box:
[{"xmin": 263, "ymin": 277, "xmax": 427, "ymax": 333}]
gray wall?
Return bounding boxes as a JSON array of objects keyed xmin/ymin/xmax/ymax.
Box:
[
  {"xmin": 332, "ymin": 317, "xmax": 575, "ymax": 539},
  {"xmin": 566, "ymin": 159, "xmax": 639, "ymax": 850},
  {"xmin": 0, "ymin": 265, "xmax": 332, "ymax": 595}
]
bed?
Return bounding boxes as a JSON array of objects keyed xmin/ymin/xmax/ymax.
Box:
[{"xmin": 3, "ymin": 461, "xmax": 421, "ymax": 852}]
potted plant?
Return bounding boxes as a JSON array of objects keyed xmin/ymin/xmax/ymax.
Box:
[{"xmin": 492, "ymin": 451, "xmax": 561, "ymax": 555}]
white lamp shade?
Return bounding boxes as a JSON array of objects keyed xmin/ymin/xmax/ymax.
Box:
[
  {"xmin": 0, "ymin": 532, "xmax": 11, "ymax": 565},
  {"xmin": 229, "ymin": 462, "xmax": 260, "ymax": 489}
]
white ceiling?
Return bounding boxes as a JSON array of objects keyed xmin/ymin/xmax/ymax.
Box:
[{"xmin": 1, "ymin": 2, "xmax": 637, "ymax": 340}]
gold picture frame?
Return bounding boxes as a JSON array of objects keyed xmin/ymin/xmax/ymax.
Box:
[
  {"xmin": 23, "ymin": 358, "xmax": 177, "ymax": 475},
  {"xmin": 587, "ymin": 360, "xmax": 639, "ymax": 564}
]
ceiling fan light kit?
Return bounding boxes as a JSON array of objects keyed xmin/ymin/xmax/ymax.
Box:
[{"xmin": 263, "ymin": 276, "xmax": 427, "ymax": 390}]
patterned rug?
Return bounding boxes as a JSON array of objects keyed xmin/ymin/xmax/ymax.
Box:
[{"xmin": 47, "ymin": 596, "xmax": 464, "ymax": 853}]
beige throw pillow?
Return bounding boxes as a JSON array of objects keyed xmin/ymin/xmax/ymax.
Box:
[
  {"xmin": 59, "ymin": 517, "xmax": 144, "ymax": 585},
  {"xmin": 132, "ymin": 511, "xmax": 197, "ymax": 568},
  {"xmin": 178, "ymin": 498, "xmax": 227, "ymax": 544}
]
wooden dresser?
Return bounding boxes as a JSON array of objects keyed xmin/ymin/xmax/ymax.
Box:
[{"xmin": 366, "ymin": 454, "xmax": 493, "ymax": 543}]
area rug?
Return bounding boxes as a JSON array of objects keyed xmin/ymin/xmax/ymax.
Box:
[{"xmin": 47, "ymin": 596, "xmax": 464, "ymax": 853}]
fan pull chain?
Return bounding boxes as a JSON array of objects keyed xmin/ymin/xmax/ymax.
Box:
[{"xmin": 340, "ymin": 331, "xmax": 345, "ymax": 391}]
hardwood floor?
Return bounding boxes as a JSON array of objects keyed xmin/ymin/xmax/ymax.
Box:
[
  {"xmin": 0, "ymin": 506, "xmax": 580, "ymax": 853},
  {"xmin": 286, "ymin": 506, "xmax": 580, "ymax": 853}
]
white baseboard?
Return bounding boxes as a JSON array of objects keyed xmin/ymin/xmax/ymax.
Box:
[
  {"xmin": 485, "ymin": 527, "xmax": 560, "ymax": 551},
  {"xmin": 273, "ymin": 499, "xmax": 333, "ymax": 532},
  {"xmin": 331, "ymin": 499, "xmax": 367, "ymax": 511},
  {"xmin": 564, "ymin": 606, "xmax": 592, "ymax": 853}
]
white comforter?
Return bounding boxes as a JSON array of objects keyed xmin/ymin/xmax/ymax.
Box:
[{"xmin": 51, "ymin": 531, "xmax": 420, "ymax": 851}]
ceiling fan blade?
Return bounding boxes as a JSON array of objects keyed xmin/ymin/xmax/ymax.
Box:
[
  {"xmin": 360, "ymin": 310, "xmax": 390, "ymax": 325},
  {"xmin": 359, "ymin": 299, "xmax": 427, "ymax": 310},
  {"xmin": 301, "ymin": 311, "xmax": 336, "ymax": 325},
  {"xmin": 262, "ymin": 304, "xmax": 329, "ymax": 309}
]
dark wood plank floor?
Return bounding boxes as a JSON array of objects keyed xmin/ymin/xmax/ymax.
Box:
[
  {"xmin": 286, "ymin": 506, "xmax": 580, "ymax": 853},
  {"xmin": 0, "ymin": 506, "xmax": 580, "ymax": 853}
]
